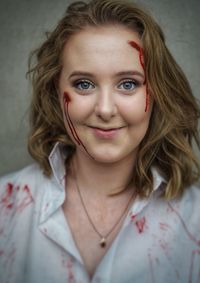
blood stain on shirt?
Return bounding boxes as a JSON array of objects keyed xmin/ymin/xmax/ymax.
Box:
[
  {"xmin": 43, "ymin": 228, "xmax": 48, "ymax": 234},
  {"xmin": 61, "ymin": 254, "xmax": 76, "ymax": 283},
  {"xmin": 168, "ymin": 203, "xmax": 200, "ymax": 247},
  {"xmin": 0, "ymin": 183, "xmax": 34, "ymax": 213},
  {"xmin": 17, "ymin": 185, "xmax": 34, "ymax": 213},
  {"xmin": 148, "ymin": 250, "xmax": 156, "ymax": 283},
  {"xmin": 168, "ymin": 203, "xmax": 200, "ymax": 281},
  {"xmin": 66, "ymin": 258, "xmax": 75, "ymax": 283},
  {"xmin": 130, "ymin": 213, "xmax": 147, "ymax": 234},
  {"xmin": 135, "ymin": 217, "xmax": 146, "ymax": 233},
  {"xmin": 159, "ymin": 222, "xmax": 170, "ymax": 231},
  {"xmin": 129, "ymin": 212, "xmax": 136, "ymax": 222},
  {"xmin": 188, "ymin": 250, "xmax": 200, "ymax": 283},
  {"xmin": 1, "ymin": 183, "xmax": 14, "ymax": 209},
  {"xmin": 158, "ymin": 238, "xmax": 169, "ymax": 252}
]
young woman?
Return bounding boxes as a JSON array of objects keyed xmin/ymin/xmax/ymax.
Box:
[{"xmin": 0, "ymin": 0, "xmax": 200, "ymax": 282}]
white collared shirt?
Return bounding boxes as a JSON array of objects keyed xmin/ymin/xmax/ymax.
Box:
[{"xmin": 0, "ymin": 143, "xmax": 200, "ymax": 283}]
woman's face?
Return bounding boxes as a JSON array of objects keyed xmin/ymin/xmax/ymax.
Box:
[{"xmin": 58, "ymin": 25, "xmax": 153, "ymax": 163}]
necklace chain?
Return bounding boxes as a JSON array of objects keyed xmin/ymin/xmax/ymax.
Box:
[{"xmin": 73, "ymin": 167, "xmax": 135, "ymax": 248}]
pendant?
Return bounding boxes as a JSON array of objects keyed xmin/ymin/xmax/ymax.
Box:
[{"xmin": 100, "ymin": 237, "xmax": 106, "ymax": 248}]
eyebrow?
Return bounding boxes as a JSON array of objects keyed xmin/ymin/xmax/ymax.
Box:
[{"xmin": 68, "ymin": 70, "xmax": 144, "ymax": 79}]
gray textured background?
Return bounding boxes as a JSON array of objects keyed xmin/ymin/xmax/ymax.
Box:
[{"xmin": 0, "ymin": 0, "xmax": 199, "ymax": 176}]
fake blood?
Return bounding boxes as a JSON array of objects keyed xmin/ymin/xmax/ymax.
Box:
[
  {"xmin": 63, "ymin": 92, "xmax": 81, "ymax": 145},
  {"xmin": 188, "ymin": 250, "xmax": 200, "ymax": 283},
  {"xmin": 136, "ymin": 216, "xmax": 146, "ymax": 233},
  {"xmin": 1, "ymin": 183, "xmax": 14, "ymax": 209},
  {"xmin": 168, "ymin": 203, "xmax": 200, "ymax": 282},
  {"xmin": 0, "ymin": 183, "xmax": 33, "ymax": 212},
  {"xmin": 168, "ymin": 203, "xmax": 200, "ymax": 247},
  {"xmin": 17, "ymin": 185, "xmax": 34, "ymax": 213},
  {"xmin": 148, "ymin": 250, "xmax": 156, "ymax": 283},
  {"xmin": 63, "ymin": 91, "xmax": 94, "ymax": 159},
  {"xmin": 128, "ymin": 40, "xmax": 150, "ymax": 112},
  {"xmin": 130, "ymin": 213, "xmax": 147, "ymax": 234},
  {"xmin": 62, "ymin": 254, "xmax": 75, "ymax": 283}
]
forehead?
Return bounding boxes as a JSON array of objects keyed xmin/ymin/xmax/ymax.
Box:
[{"xmin": 61, "ymin": 25, "xmax": 143, "ymax": 73}]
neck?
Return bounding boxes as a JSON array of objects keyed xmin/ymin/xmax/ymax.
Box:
[{"xmin": 69, "ymin": 150, "xmax": 136, "ymax": 197}]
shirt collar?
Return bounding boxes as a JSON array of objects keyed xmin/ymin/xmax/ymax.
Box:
[
  {"xmin": 151, "ymin": 166, "xmax": 166, "ymax": 192},
  {"xmin": 41, "ymin": 142, "xmax": 166, "ymax": 224},
  {"xmin": 48, "ymin": 142, "xmax": 68, "ymax": 189},
  {"xmin": 48, "ymin": 142, "xmax": 166, "ymax": 193}
]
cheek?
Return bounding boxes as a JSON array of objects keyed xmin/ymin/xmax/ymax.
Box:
[
  {"xmin": 119, "ymin": 91, "xmax": 150, "ymax": 125},
  {"xmin": 66, "ymin": 96, "xmax": 95, "ymax": 122}
]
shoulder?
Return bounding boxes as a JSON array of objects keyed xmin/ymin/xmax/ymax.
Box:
[
  {"xmin": 0, "ymin": 163, "xmax": 46, "ymax": 190},
  {"xmin": 169, "ymin": 183, "xmax": 200, "ymax": 212},
  {"xmin": 168, "ymin": 184, "xmax": 200, "ymax": 234},
  {"xmin": 180, "ymin": 183, "xmax": 200, "ymax": 209},
  {"xmin": 0, "ymin": 164, "xmax": 52, "ymax": 207}
]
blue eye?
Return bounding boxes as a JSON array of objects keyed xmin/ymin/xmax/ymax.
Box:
[
  {"xmin": 74, "ymin": 80, "xmax": 94, "ymax": 90},
  {"xmin": 119, "ymin": 80, "xmax": 137, "ymax": 90}
]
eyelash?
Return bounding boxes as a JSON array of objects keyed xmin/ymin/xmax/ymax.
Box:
[{"xmin": 72, "ymin": 79, "xmax": 140, "ymax": 92}]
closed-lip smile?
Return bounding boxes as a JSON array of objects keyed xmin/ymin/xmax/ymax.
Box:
[
  {"xmin": 87, "ymin": 125, "xmax": 125, "ymax": 139},
  {"xmin": 88, "ymin": 126, "xmax": 125, "ymax": 131}
]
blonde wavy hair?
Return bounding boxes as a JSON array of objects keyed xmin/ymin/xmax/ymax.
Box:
[{"xmin": 27, "ymin": 0, "xmax": 200, "ymax": 199}]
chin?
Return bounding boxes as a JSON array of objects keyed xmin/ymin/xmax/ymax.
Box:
[{"xmin": 85, "ymin": 146, "xmax": 134, "ymax": 164}]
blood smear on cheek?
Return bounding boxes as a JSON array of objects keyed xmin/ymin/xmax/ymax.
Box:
[
  {"xmin": 63, "ymin": 92, "xmax": 94, "ymax": 159},
  {"xmin": 63, "ymin": 92, "xmax": 81, "ymax": 145}
]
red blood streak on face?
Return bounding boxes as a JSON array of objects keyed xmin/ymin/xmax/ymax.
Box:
[
  {"xmin": 63, "ymin": 91, "xmax": 94, "ymax": 159},
  {"xmin": 63, "ymin": 92, "xmax": 81, "ymax": 145},
  {"xmin": 135, "ymin": 216, "xmax": 146, "ymax": 233},
  {"xmin": 168, "ymin": 203, "xmax": 200, "ymax": 247},
  {"xmin": 64, "ymin": 91, "xmax": 71, "ymax": 103},
  {"xmin": 128, "ymin": 40, "xmax": 150, "ymax": 112},
  {"xmin": 0, "ymin": 250, "xmax": 4, "ymax": 256}
]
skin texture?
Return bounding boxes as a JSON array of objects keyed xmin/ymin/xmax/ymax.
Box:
[
  {"xmin": 59, "ymin": 25, "xmax": 153, "ymax": 169},
  {"xmin": 59, "ymin": 25, "xmax": 154, "ymax": 277}
]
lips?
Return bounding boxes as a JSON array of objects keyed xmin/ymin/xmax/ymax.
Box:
[
  {"xmin": 88, "ymin": 126, "xmax": 125, "ymax": 131},
  {"xmin": 88, "ymin": 126, "xmax": 125, "ymax": 139}
]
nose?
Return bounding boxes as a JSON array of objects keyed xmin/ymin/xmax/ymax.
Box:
[{"xmin": 94, "ymin": 88, "xmax": 117, "ymax": 121}]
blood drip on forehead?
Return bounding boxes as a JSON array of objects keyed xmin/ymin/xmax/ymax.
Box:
[{"xmin": 128, "ymin": 40, "xmax": 150, "ymax": 112}]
